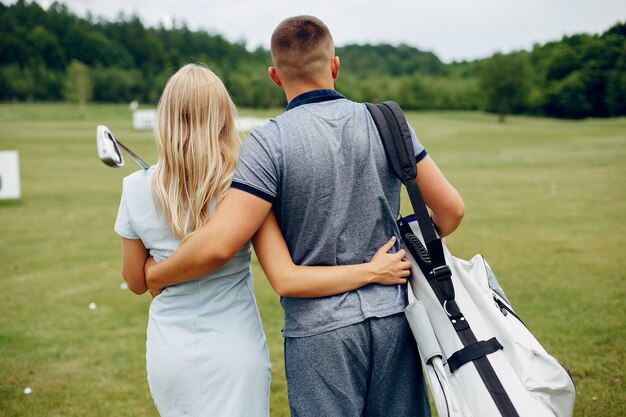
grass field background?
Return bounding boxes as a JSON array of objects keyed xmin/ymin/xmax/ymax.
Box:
[{"xmin": 0, "ymin": 103, "xmax": 624, "ymax": 416}]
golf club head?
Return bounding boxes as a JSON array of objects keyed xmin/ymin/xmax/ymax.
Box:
[{"xmin": 97, "ymin": 125, "xmax": 124, "ymax": 168}]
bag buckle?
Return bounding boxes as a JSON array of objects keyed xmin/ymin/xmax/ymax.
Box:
[
  {"xmin": 430, "ymin": 265, "xmax": 451, "ymax": 281},
  {"xmin": 444, "ymin": 299, "xmax": 469, "ymax": 330}
]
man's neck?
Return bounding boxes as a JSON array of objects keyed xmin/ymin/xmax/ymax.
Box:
[{"xmin": 284, "ymin": 81, "xmax": 334, "ymax": 104}]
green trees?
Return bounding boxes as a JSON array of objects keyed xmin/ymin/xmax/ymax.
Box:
[
  {"xmin": 606, "ymin": 45, "xmax": 626, "ymax": 115},
  {"xmin": 0, "ymin": 1, "xmax": 624, "ymax": 119},
  {"xmin": 64, "ymin": 60, "xmax": 92, "ymax": 117},
  {"xmin": 527, "ymin": 25, "xmax": 626, "ymax": 118},
  {"xmin": 91, "ymin": 67, "xmax": 142, "ymax": 103},
  {"xmin": 479, "ymin": 53, "xmax": 531, "ymax": 122},
  {"xmin": 337, "ymin": 43, "xmax": 445, "ymax": 77},
  {"xmin": 0, "ymin": 1, "xmax": 276, "ymax": 105}
]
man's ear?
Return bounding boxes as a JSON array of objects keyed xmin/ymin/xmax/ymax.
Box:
[
  {"xmin": 331, "ymin": 56, "xmax": 340, "ymax": 79},
  {"xmin": 268, "ymin": 67, "xmax": 282, "ymax": 87}
]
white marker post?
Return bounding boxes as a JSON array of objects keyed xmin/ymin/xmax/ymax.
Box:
[
  {"xmin": 132, "ymin": 109, "xmax": 156, "ymax": 130},
  {"xmin": 235, "ymin": 117, "xmax": 270, "ymax": 132},
  {"xmin": 0, "ymin": 150, "xmax": 21, "ymax": 200}
]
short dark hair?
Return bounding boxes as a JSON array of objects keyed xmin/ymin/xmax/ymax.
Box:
[{"xmin": 271, "ymin": 16, "xmax": 334, "ymax": 83}]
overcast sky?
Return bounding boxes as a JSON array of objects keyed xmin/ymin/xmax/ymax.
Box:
[{"xmin": 20, "ymin": 0, "xmax": 626, "ymax": 62}]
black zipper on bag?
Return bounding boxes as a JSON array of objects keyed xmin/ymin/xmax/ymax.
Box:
[{"xmin": 493, "ymin": 296, "xmax": 526, "ymax": 327}]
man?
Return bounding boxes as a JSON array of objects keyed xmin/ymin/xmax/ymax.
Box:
[{"xmin": 147, "ymin": 15, "xmax": 464, "ymax": 417}]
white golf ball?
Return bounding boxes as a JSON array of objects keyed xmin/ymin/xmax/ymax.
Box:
[
  {"xmin": 88, "ymin": 302, "xmax": 97, "ymax": 310},
  {"xmin": 549, "ymin": 181, "xmax": 558, "ymax": 197},
  {"xmin": 120, "ymin": 282, "xmax": 128, "ymax": 290},
  {"xmin": 23, "ymin": 387, "xmax": 32, "ymax": 395}
]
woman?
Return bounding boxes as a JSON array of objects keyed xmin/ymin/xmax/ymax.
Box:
[{"xmin": 114, "ymin": 64, "xmax": 410, "ymax": 417}]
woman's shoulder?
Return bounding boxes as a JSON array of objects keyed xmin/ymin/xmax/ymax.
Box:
[{"xmin": 122, "ymin": 166, "xmax": 156, "ymax": 191}]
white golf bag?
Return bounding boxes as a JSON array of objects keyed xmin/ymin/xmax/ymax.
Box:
[{"xmin": 366, "ymin": 102, "xmax": 576, "ymax": 417}]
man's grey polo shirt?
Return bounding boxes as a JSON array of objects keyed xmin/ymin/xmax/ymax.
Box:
[{"xmin": 232, "ymin": 90, "xmax": 427, "ymax": 337}]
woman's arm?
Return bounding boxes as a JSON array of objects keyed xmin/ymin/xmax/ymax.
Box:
[
  {"xmin": 121, "ymin": 238, "xmax": 150, "ymax": 295},
  {"xmin": 252, "ymin": 212, "xmax": 411, "ymax": 298}
]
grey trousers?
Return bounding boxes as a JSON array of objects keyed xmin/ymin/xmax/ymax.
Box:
[{"xmin": 284, "ymin": 313, "xmax": 431, "ymax": 417}]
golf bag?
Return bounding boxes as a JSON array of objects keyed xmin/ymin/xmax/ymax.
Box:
[{"xmin": 365, "ymin": 102, "xmax": 576, "ymax": 417}]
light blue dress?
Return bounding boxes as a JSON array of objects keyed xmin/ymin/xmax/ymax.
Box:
[{"xmin": 114, "ymin": 167, "xmax": 271, "ymax": 417}]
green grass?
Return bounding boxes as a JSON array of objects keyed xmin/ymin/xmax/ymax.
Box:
[{"xmin": 1, "ymin": 103, "xmax": 624, "ymax": 416}]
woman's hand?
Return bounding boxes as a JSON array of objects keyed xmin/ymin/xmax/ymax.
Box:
[{"xmin": 368, "ymin": 237, "xmax": 412, "ymax": 285}]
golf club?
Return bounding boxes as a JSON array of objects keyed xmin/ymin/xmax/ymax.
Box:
[{"xmin": 96, "ymin": 125, "xmax": 149, "ymax": 170}]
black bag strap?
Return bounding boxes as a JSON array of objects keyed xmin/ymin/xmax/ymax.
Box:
[
  {"xmin": 364, "ymin": 102, "xmax": 438, "ymax": 245},
  {"xmin": 366, "ymin": 101, "xmax": 460, "ymax": 316},
  {"xmin": 365, "ymin": 102, "xmax": 451, "ymax": 292},
  {"xmin": 363, "ymin": 102, "xmax": 416, "ymax": 183}
]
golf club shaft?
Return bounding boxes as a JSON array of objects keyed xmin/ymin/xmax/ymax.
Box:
[{"xmin": 116, "ymin": 139, "xmax": 150, "ymax": 170}]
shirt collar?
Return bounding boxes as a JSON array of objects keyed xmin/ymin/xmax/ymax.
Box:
[{"xmin": 286, "ymin": 89, "xmax": 346, "ymax": 111}]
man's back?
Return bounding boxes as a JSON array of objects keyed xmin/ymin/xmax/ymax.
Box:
[{"xmin": 232, "ymin": 93, "xmax": 425, "ymax": 337}]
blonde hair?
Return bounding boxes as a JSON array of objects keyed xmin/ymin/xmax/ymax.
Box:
[
  {"xmin": 152, "ymin": 64, "xmax": 240, "ymax": 240},
  {"xmin": 271, "ymin": 15, "xmax": 334, "ymax": 83}
]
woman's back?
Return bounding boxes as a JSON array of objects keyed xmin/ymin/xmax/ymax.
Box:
[
  {"xmin": 113, "ymin": 64, "xmax": 270, "ymax": 417},
  {"xmin": 115, "ymin": 167, "xmax": 249, "ymax": 271},
  {"xmin": 115, "ymin": 166, "xmax": 270, "ymax": 417}
]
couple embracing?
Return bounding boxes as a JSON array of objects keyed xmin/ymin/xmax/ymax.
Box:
[{"xmin": 114, "ymin": 15, "xmax": 464, "ymax": 417}]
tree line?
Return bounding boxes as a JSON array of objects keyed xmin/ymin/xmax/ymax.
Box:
[{"xmin": 1, "ymin": 1, "xmax": 625, "ymax": 119}]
